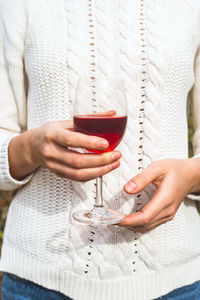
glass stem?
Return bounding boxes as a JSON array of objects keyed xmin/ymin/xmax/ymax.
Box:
[{"xmin": 95, "ymin": 176, "xmax": 104, "ymax": 207}]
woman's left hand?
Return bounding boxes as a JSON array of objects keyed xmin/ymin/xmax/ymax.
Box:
[{"xmin": 118, "ymin": 158, "xmax": 200, "ymax": 233}]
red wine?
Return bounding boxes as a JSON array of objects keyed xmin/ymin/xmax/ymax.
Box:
[{"xmin": 74, "ymin": 115, "xmax": 127, "ymax": 153}]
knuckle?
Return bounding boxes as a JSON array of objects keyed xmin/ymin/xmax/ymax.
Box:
[
  {"xmin": 65, "ymin": 131, "xmax": 73, "ymax": 146},
  {"xmin": 167, "ymin": 206, "xmax": 177, "ymax": 218},
  {"xmin": 102, "ymin": 154, "xmax": 110, "ymax": 165},
  {"xmin": 45, "ymin": 129, "xmax": 53, "ymax": 142},
  {"xmin": 147, "ymin": 161, "xmax": 164, "ymax": 177},
  {"xmin": 168, "ymin": 214, "xmax": 175, "ymax": 221},
  {"xmin": 135, "ymin": 171, "xmax": 148, "ymax": 185},
  {"xmin": 168, "ymin": 212, "xmax": 176, "ymax": 221},
  {"xmin": 42, "ymin": 145, "xmax": 52, "ymax": 160},
  {"xmin": 105, "ymin": 163, "xmax": 113, "ymax": 173},
  {"xmin": 73, "ymin": 170, "xmax": 85, "ymax": 182},
  {"xmin": 87, "ymin": 139, "xmax": 94, "ymax": 148},
  {"xmin": 99, "ymin": 165, "xmax": 109, "ymax": 176},
  {"xmin": 72, "ymin": 155, "xmax": 82, "ymax": 168},
  {"xmin": 142, "ymin": 215, "xmax": 151, "ymax": 226},
  {"xmin": 142, "ymin": 172, "xmax": 149, "ymax": 184}
]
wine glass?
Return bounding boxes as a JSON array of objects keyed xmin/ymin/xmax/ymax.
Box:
[{"xmin": 72, "ymin": 79, "xmax": 127, "ymax": 225}]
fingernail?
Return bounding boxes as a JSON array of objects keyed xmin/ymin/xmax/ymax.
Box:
[
  {"xmin": 125, "ymin": 181, "xmax": 137, "ymax": 193},
  {"xmin": 97, "ymin": 140, "xmax": 108, "ymax": 149}
]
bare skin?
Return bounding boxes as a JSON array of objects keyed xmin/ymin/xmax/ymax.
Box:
[
  {"xmin": 118, "ymin": 158, "xmax": 200, "ymax": 233},
  {"xmin": 8, "ymin": 120, "xmax": 121, "ymax": 182},
  {"xmin": 9, "ymin": 120, "xmax": 200, "ymax": 233}
]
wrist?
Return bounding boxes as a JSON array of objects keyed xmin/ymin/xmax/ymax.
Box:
[
  {"xmin": 187, "ymin": 158, "xmax": 200, "ymax": 194},
  {"xmin": 23, "ymin": 128, "xmax": 42, "ymax": 168},
  {"xmin": 9, "ymin": 129, "xmax": 41, "ymax": 181}
]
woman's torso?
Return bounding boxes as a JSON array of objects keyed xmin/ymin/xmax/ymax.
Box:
[{"xmin": 1, "ymin": 1, "xmax": 200, "ymax": 299}]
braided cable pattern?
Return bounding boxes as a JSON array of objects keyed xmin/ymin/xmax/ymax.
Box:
[{"xmin": 1, "ymin": 0, "xmax": 200, "ymax": 298}]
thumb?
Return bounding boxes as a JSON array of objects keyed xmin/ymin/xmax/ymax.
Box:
[{"xmin": 124, "ymin": 163, "xmax": 163, "ymax": 194}]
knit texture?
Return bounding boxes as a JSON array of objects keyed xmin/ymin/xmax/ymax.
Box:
[{"xmin": 1, "ymin": 0, "xmax": 200, "ymax": 299}]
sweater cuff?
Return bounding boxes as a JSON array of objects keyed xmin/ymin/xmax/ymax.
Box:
[
  {"xmin": 0, "ymin": 135, "xmax": 33, "ymax": 190},
  {"xmin": 187, "ymin": 154, "xmax": 200, "ymax": 201}
]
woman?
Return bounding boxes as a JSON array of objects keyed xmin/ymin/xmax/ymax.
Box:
[{"xmin": 0, "ymin": 0, "xmax": 200, "ymax": 299}]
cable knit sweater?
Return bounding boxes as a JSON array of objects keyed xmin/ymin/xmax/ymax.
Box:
[{"xmin": 1, "ymin": 0, "xmax": 200, "ymax": 299}]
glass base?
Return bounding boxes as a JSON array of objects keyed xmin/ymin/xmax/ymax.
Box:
[{"xmin": 72, "ymin": 206, "xmax": 125, "ymax": 225}]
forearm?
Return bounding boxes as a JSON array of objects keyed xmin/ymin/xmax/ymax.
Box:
[
  {"xmin": 186, "ymin": 158, "xmax": 200, "ymax": 194},
  {"xmin": 8, "ymin": 129, "xmax": 40, "ymax": 181}
]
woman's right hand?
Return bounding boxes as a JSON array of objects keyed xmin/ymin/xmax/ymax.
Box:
[{"xmin": 27, "ymin": 120, "xmax": 121, "ymax": 182}]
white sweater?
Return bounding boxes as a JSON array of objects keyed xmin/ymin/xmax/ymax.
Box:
[{"xmin": 1, "ymin": 0, "xmax": 200, "ymax": 299}]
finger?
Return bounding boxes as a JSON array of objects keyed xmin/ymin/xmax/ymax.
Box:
[
  {"xmin": 124, "ymin": 162, "xmax": 165, "ymax": 194},
  {"xmin": 119, "ymin": 176, "xmax": 173, "ymax": 227},
  {"xmin": 126, "ymin": 204, "xmax": 173, "ymax": 230},
  {"xmin": 144, "ymin": 200, "xmax": 177, "ymax": 225},
  {"xmin": 52, "ymin": 146, "xmax": 121, "ymax": 169},
  {"xmin": 127, "ymin": 215, "xmax": 173, "ymax": 234},
  {"xmin": 46, "ymin": 159, "xmax": 120, "ymax": 182},
  {"xmin": 52, "ymin": 128, "xmax": 109, "ymax": 150}
]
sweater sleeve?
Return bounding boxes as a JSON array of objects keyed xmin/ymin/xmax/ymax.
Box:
[
  {"xmin": 187, "ymin": 46, "xmax": 200, "ymax": 201},
  {"xmin": 0, "ymin": 0, "xmax": 33, "ymax": 190}
]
